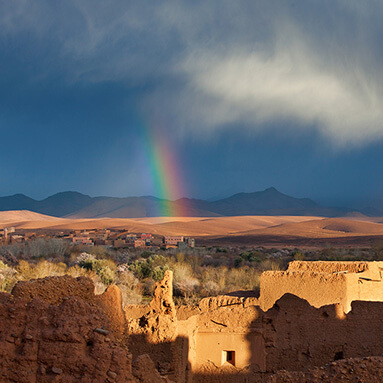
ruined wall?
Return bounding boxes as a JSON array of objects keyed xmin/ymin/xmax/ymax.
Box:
[
  {"xmin": 260, "ymin": 270, "xmax": 349, "ymax": 311},
  {"xmin": 126, "ymin": 270, "xmax": 191, "ymax": 382},
  {"xmin": 191, "ymin": 292, "xmax": 383, "ymax": 376},
  {"xmin": 260, "ymin": 261, "xmax": 383, "ymax": 313},
  {"xmin": 7, "ymin": 263, "xmax": 383, "ymax": 382},
  {"xmin": 2, "ymin": 276, "xmax": 173, "ymax": 383},
  {"xmin": 0, "ymin": 292, "xmax": 134, "ymax": 383},
  {"xmin": 190, "ymin": 299, "xmax": 266, "ymax": 373},
  {"xmin": 96, "ymin": 284, "xmax": 126, "ymax": 338},
  {"xmin": 264, "ymin": 293, "xmax": 383, "ymax": 372},
  {"xmin": 198, "ymin": 295, "xmax": 259, "ymax": 313},
  {"xmin": 195, "ymin": 332, "xmax": 264, "ymax": 371},
  {"xmin": 11, "ymin": 275, "xmax": 96, "ymax": 305},
  {"xmin": 287, "ymin": 260, "xmax": 371, "ymax": 273}
]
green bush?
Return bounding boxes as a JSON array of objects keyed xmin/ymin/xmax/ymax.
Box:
[{"xmin": 78, "ymin": 258, "xmax": 116, "ymax": 285}]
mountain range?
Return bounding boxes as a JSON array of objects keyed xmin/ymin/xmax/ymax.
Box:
[{"xmin": 0, "ymin": 188, "xmax": 378, "ymax": 218}]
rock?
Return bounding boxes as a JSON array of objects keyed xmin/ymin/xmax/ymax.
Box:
[
  {"xmin": 51, "ymin": 366, "xmax": 63, "ymax": 374},
  {"xmin": 94, "ymin": 328, "xmax": 109, "ymax": 335},
  {"xmin": 107, "ymin": 370, "xmax": 117, "ymax": 379}
]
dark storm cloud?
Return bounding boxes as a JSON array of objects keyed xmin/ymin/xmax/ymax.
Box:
[
  {"xmin": 0, "ymin": 1, "xmax": 383, "ymax": 204},
  {"xmin": 1, "ymin": 1, "xmax": 383, "ymax": 145}
]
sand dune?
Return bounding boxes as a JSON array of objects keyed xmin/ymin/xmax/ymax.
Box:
[
  {"xmin": 237, "ymin": 218, "xmax": 383, "ymax": 238},
  {"xmin": 147, "ymin": 216, "xmax": 320, "ymax": 236},
  {"xmin": 0, "ymin": 210, "xmax": 65, "ymax": 223},
  {"xmin": 0, "ymin": 211, "xmax": 320, "ymax": 236},
  {"xmin": 2, "ymin": 211, "xmax": 383, "ymax": 241}
]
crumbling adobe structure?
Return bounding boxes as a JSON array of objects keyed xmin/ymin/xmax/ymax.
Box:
[
  {"xmin": 124, "ymin": 262, "xmax": 383, "ymax": 381},
  {"xmin": 4, "ymin": 261, "xmax": 383, "ymax": 382},
  {"xmin": 260, "ymin": 261, "xmax": 383, "ymax": 312},
  {"xmin": 0, "ymin": 275, "xmax": 166, "ymax": 382}
]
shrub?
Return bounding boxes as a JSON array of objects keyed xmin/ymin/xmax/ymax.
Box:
[
  {"xmin": 293, "ymin": 252, "xmax": 305, "ymax": 261},
  {"xmin": 76, "ymin": 254, "xmax": 117, "ymax": 285},
  {"xmin": 0, "ymin": 261, "xmax": 17, "ymax": 292}
]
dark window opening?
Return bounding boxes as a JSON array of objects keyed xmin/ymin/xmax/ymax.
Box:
[{"xmin": 223, "ymin": 350, "xmax": 236, "ymax": 366}]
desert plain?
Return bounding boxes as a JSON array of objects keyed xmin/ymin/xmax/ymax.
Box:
[{"xmin": 2, "ymin": 210, "xmax": 383, "ymax": 247}]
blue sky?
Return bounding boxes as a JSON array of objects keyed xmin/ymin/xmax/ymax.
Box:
[{"xmin": 1, "ymin": 1, "xmax": 383, "ymax": 209}]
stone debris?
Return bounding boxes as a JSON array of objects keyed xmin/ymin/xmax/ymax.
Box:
[
  {"xmin": 268, "ymin": 356, "xmax": 383, "ymax": 382},
  {"xmin": 107, "ymin": 370, "xmax": 117, "ymax": 379},
  {"xmin": 94, "ymin": 328, "xmax": 109, "ymax": 335},
  {"xmin": 51, "ymin": 367, "xmax": 63, "ymax": 375}
]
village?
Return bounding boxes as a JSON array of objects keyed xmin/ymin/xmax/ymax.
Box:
[{"xmin": 0, "ymin": 226, "xmax": 195, "ymax": 250}]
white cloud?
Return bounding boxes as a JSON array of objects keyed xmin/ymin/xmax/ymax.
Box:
[{"xmin": 177, "ymin": 34, "xmax": 383, "ymax": 145}]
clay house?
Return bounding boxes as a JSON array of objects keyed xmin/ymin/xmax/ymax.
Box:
[
  {"xmin": 151, "ymin": 236, "xmax": 164, "ymax": 247},
  {"xmin": 131, "ymin": 262, "xmax": 383, "ymax": 378},
  {"xmin": 113, "ymin": 238, "xmax": 127, "ymax": 248},
  {"xmin": 141, "ymin": 233, "xmax": 152, "ymax": 246},
  {"xmin": 134, "ymin": 239, "xmax": 146, "ymax": 248},
  {"xmin": 72, "ymin": 237, "xmax": 94, "ymax": 246},
  {"xmin": 259, "ymin": 261, "xmax": 383, "ymax": 313},
  {"xmin": 164, "ymin": 235, "xmax": 184, "ymax": 248},
  {"xmin": 126, "ymin": 234, "xmax": 137, "ymax": 244}
]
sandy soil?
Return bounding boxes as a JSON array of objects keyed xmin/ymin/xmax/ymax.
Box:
[
  {"xmin": 0, "ymin": 211, "xmax": 320, "ymax": 236},
  {"xmin": 0, "ymin": 210, "xmax": 64, "ymax": 222},
  {"xmin": 237, "ymin": 217, "xmax": 383, "ymax": 237},
  {"xmin": 2, "ymin": 211, "xmax": 383, "ymax": 247}
]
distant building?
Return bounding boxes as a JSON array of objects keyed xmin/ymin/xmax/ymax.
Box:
[
  {"xmin": 126, "ymin": 234, "xmax": 137, "ymax": 243},
  {"xmin": 164, "ymin": 236, "xmax": 184, "ymax": 246},
  {"xmin": 4, "ymin": 227, "xmax": 15, "ymax": 239},
  {"xmin": 186, "ymin": 238, "xmax": 195, "ymax": 248},
  {"xmin": 113, "ymin": 239, "xmax": 127, "ymax": 248},
  {"xmin": 72, "ymin": 237, "xmax": 94, "ymax": 246},
  {"xmin": 134, "ymin": 239, "xmax": 146, "ymax": 248},
  {"xmin": 151, "ymin": 237, "xmax": 164, "ymax": 247}
]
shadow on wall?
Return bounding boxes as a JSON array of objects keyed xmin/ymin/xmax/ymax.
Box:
[
  {"xmin": 178, "ymin": 293, "xmax": 383, "ymax": 382},
  {"xmin": 128, "ymin": 334, "xmax": 191, "ymax": 382}
]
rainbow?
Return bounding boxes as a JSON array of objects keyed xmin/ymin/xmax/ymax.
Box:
[{"xmin": 140, "ymin": 119, "xmax": 188, "ymax": 217}]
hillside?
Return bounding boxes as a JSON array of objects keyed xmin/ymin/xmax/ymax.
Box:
[
  {"xmin": 0, "ymin": 188, "xmax": 360, "ymax": 218},
  {"xmin": 0, "ymin": 210, "xmax": 65, "ymax": 223},
  {"xmin": 0, "ymin": 214, "xmax": 320, "ymax": 236},
  {"xmin": 236, "ymin": 218, "xmax": 383, "ymax": 238}
]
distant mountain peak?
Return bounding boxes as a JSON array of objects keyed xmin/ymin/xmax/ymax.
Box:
[
  {"xmin": 263, "ymin": 187, "xmax": 279, "ymax": 193},
  {"xmin": 0, "ymin": 188, "xmax": 366, "ymax": 218}
]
